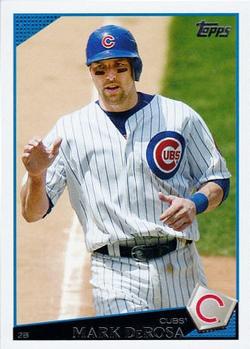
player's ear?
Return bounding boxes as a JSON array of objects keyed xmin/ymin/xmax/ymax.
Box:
[
  {"xmin": 88, "ymin": 66, "xmax": 97, "ymax": 82},
  {"xmin": 88, "ymin": 65, "xmax": 93, "ymax": 76}
]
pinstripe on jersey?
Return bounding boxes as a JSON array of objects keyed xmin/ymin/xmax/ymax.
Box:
[{"xmin": 43, "ymin": 95, "xmax": 230, "ymax": 251}]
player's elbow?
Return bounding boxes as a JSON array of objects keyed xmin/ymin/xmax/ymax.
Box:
[
  {"xmin": 20, "ymin": 190, "xmax": 50, "ymax": 222},
  {"xmin": 21, "ymin": 203, "xmax": 46, "ymax": 222},
  {"xmin": 21, "ymin": 210, "xmax": 43, "ymax": 223},
  {"xmin": 22, "ymin": 216, "xmax": 37, "ymax": 223},
  {"xmin": 212, "ymin": 178, "xmax": 230, "ymax": 203}
]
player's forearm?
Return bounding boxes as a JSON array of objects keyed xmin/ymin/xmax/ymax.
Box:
[
  {"xmin": 197, "ymin": 182, "xmax": 224, "ymax": 212},
  {"xmin": 21, "ymin": 172, "xmax": 50, "ymax": 222}
]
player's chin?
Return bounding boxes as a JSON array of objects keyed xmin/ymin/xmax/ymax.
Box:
[{"xmin": 105, "ymin": 96, "xmax": 125, "ymax": 107}]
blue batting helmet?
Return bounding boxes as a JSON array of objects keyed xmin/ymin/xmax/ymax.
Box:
[{"xmin": 86, "ymin": 25, "xmax": 143, "ymax": 81}]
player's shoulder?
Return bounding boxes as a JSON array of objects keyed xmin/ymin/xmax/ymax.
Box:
[
  {"xmin": 157, "ymin": 94, "xmax": 195, "ymax": 112},
  {"xmin": 56, "ymin": 101, "xmax": 96, "ymax": 125},
  {"xmin": 43, "ymin": 102, "xmax": 96, "ymax": 145},
  {"xmin": 157, "ymin": 94, "xmax": 200, "ymax": 121}
]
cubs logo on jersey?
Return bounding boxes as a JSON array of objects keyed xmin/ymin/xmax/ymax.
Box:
[
  {"xmin": 146, "ymin": 131, "xmax": 185, "ymax": 179},
  {"xmin": 102, "ymin": 34, "xmax": 116, "ymax": 49}
]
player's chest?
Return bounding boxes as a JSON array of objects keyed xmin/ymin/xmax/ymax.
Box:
[{"xmin": 65, "ymin": 116, "xmax": 188, "ymax": 182}]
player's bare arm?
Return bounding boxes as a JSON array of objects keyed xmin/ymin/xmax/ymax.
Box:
[
  {"xmin": 21, "ymin": 137, "xmax": 62, "ymax": 222},
  {"xmin": 159, "ymin": 182, "xmax": 223, "ymax": 231}
]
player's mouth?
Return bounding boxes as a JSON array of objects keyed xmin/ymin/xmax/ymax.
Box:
[{"xmin": 104, "ymin": 84, "xmax": 120, "ymax": 94}]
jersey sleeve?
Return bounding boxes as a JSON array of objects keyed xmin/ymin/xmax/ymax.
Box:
[
  {"xmin": 42, "ymin": 123, "xmax": 67, "ymax": 206},
  {"xmin": 185, "ymin": 107, "xmax": 231, "ymax": 189}
]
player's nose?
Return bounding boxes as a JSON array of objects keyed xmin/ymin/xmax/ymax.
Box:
[{"xmin": 106, "ymin": 68, "xmax": 117, "ymax": 81}]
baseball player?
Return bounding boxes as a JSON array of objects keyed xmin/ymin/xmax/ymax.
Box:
[{"xmin": 21, "ymin": 25, "xmax": 230, "ymax": 315}]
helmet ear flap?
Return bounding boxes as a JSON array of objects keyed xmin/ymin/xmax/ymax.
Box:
[
  {"xmin": 132, "ymin": 57, "xmax": 143, "ymax": 82},
  {"xmin": 128, "ymin": 58, "xmax": 142, "ymax": 82}
]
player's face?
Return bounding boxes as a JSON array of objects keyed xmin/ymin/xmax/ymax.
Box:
[{"xmin": 89, "ymin": 58, "xmax": 138, "ymax": 112}]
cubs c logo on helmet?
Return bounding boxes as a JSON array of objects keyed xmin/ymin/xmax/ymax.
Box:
[
  {"xmin": 102, "ymin": 34, "xmax": 115, "ymax": 49},
  {"xmin": 146, "ymin": 131, "xmax": 185, "ymax": 179}
]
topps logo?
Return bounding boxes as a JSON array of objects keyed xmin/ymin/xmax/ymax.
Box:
[{"xmin": 196, "ymin": 20, "xmax": 231, "ymax": 37}]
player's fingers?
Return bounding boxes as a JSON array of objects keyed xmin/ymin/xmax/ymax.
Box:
[
  {"xmin": 22, "ymin": 152, "xmax": 30, "ymax": 159},
  {"xmin": 160, "ymin": 204, "xmax": 180, "ymax": 221},
  {"xmin": 21, "ymin": 152, "xmax": 31, "ymax": 164},
  {"xmin": 51, "ymin": 137, "xmax": 62, "ymax": 156},
  {"xmin": 159, "ymin": 193, "xmax": 180, "ymax": 221},
  {"xmin": 53, "ymin": 137, "xmax": 62, "ymax": 148},
  {"xmin": 23, "ymin": 145, "xmax": 33, "ymax": 152},
  {"xmin": 28, "ymin": 138, "xmax": 42, "ymax": 147},
  {"xmin": 162, "ymin": 207, "xmax": 186, "ymax": 225},
  {"xmin": 172, "ymin": 221, "xmax": 191, "ymax": 232},
  {"xmin": 24, "ymin": 141, "xmax": 45, "ymax": 153},
  {"xmin": 167, "ymin": 216, "xmax": 188, "ymax": 230},
  {"xmin": 158, "ymin": 192, "xmax": 175, "ymax": 204}
]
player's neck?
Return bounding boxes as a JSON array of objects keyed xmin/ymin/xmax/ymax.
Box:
[{"xmin": 99, "ymin": 90, "xmax": 139, "ymax": 113}]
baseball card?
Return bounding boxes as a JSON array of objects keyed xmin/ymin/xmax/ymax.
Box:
[{"xmin": 1, "ymin": 0, "xmax": 250, "ymax": 348}]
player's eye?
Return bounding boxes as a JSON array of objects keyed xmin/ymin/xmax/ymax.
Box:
[
  {"xmin": 116, "ymin": 63, "xmax": 128, "ymax": 73},
  {"xmin": 94, "ymin": 69, "xmax": 105, "ymax": 75},
  {"xmin": 117, "ymin": 67, "xmax": 128, "ymax": 73},
  {"xmin": 94, "ymin": 71, "xmax": 105, "ymax": 75},
  {"xmin": 92, "ymin": 65, "xmax": 106, "ymax": 75}
]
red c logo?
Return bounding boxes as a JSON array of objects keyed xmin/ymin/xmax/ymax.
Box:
[
  {"xmin": 154, "ymin": 138, "xmax": 182, "ymax": 173},
  {"xmin": 196, "ymin": 294, "xmax": 225, "ymax": 323},
  {"xmin": 102, "ymin": 35, "xmax": 115, "ymax": 48}
]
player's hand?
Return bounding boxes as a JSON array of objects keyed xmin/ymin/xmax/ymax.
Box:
[
  {"xmin": 21, "ymin": 137, "xmax": 62, "ymax": 177},
  {"xmin": 159, "ymin": 192, "xmax": 196, "ymax": 231}
]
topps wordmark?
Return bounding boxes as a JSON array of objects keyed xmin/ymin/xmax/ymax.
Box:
[{"xmin": 196, "ymin": 20, "xmax": 231, "ymax": 37}]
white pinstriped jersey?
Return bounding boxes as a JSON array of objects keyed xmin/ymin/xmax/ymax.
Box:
[{"xmin": 43, "ymin": 95, "xmax": 230, "ymax": 252}]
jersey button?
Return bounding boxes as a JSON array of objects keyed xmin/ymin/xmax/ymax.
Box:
[{"xmin": 166, "ymin": 263, "xmax": 173, "ymax": 273}]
